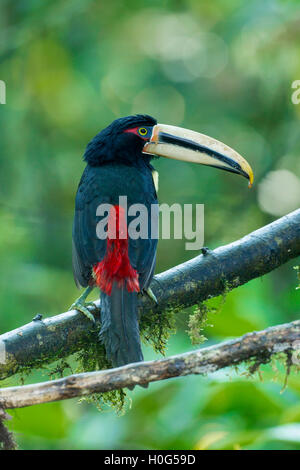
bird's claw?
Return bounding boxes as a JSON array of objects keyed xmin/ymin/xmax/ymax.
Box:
[
  {"xmin": 69, "ymin": 301, "xmax": 96, "ymax": 323},
  {"xmin": 144, "ymin": 287, "xmax": 158, "ymax": 304}
]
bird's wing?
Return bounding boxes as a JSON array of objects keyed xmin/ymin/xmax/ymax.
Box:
[
  {"xmin": 128, "ymin": 202, "xmax": 158, "ymax": 291},
  {"xmin": 72, "ymin": 168, "xmax": 108, "ymax": 288},
  {"xmin": 72, "ymin": 165, "xmax": 158, "ymax": 290}
]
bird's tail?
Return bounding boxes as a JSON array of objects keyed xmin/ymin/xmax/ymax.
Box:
[{"xmin": 99, "ymin": 282, "xmax": 144, "ymax": 368}]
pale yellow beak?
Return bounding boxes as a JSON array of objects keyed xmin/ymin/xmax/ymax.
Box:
[{"xmin": 143, "ymin": 123, "xmax": 254, "ymax": 187}]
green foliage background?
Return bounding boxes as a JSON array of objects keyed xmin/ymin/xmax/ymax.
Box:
[{"xmin": 0, "ymin": 0, "xmax": 299, "ymax": 450}]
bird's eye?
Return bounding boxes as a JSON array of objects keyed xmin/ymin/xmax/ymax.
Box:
[{"xmin": 138, "ymin": 127, "xmax": 148, "ymax": 136}]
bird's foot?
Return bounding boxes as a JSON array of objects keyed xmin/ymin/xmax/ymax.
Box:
[
  {"xmin": 69, "ymin": 298, "xmax": 96, "ymax": 323},
  {"xmin": 143, "ymin": 287, "xmax": 158, "ymax": 304},
  {"xmin": 69, "ymin": 286, "xmax": 96, "ymax": 323}
]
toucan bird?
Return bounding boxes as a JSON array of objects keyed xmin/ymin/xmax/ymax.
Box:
[{"xmin": 71, "ymin": 114, "xmax": 253, "ymax": 368}]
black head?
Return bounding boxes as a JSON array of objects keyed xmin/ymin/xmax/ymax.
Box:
[{"xmin": 83, "ymin": 114, "xmax": 157, "ymax": 167}]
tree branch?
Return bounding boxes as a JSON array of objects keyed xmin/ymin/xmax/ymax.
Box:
[
  {"xmin": 0, "ymin": 320, "xmax": 299, "ymax": 409},
  {"xmin": 0, "ymin": 209, "xmax": 299, "ymax": 380},
  {"xmin": 0, "ymin": 409, "xmax": 17, "ymax": 449}
]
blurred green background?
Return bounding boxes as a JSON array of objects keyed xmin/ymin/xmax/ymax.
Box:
[{"xmin": 0, "ymin": 0, "xmax": 300, "ymax": 450}]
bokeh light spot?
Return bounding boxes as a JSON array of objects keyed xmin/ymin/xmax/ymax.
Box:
[
  {"xmin": 131, "ymin": 86, "xmax": 185, "ymax": 125},
  {"xmin": 258, "ymin": 169, "xmax": 300, "ymax": 216}
]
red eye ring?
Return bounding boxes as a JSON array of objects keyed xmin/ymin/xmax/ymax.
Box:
[{"xmin": 124, "ymin": 126, "xmax": 150, "ymax": 140}]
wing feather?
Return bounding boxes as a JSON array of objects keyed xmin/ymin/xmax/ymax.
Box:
[{"xmin": 72, "ymin": 164, "xmax": 158, "ymax": 291}]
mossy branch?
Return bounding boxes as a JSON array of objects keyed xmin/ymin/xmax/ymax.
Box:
[
  {"xmin": 0, "ymin": 409, "xmax": 17, "ymax": 449},
  {"xmin": 0, "ymin": 320, "xmax": 299, "ymax": 409},
  {"xmin": 0, "ymin": 209, "xmax": 299, "ymax": 380}
]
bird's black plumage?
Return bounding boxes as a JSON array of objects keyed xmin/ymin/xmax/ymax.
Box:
[
  {"xmin": 72, "ymin": 115, "xmax": 158, "ymax": 367},
  {"xmin": 83, "ymin": 114, "xmax": 157, "ymax": 166}
]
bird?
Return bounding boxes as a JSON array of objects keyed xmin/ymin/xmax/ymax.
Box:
[{"xmin": 71, "ymin": 114, "xmax": 253, "ymax": 369}]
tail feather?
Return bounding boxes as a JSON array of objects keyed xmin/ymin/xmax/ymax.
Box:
[{"xmin": 99, "ymin": 282, "xmax": 144, "ymax": 368}]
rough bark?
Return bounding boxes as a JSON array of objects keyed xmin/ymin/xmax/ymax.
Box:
[
  {"xmin": 0, "ymin": 209, "xmax": 299, "ymax": 380},
  {"xmin": 0, "ymin": 409, "xmax": 17, "ymax": 449},
  {"xmin": 0, "ymin": 320, "xmax": 299, "ymax": 409}
]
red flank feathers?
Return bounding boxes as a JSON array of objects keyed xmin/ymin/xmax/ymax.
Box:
[{"xmin": 93, "ymin": 205, "xmax": 139, "ymax": 295}]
